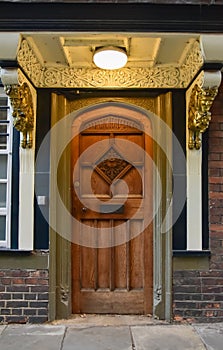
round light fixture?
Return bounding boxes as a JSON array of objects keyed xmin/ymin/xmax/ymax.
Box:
[{"xmin": 93, "ymin": 46, "xmax": 128, "ymax": 70}]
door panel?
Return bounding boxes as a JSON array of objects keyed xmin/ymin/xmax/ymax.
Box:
[{"xmin": 71, "ymin": 103, "xmax": 153, "ymax": 314}]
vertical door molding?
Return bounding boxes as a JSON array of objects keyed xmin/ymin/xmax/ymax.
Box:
[
  {"xmin": 49, "ymin": 93, "xmax": 72, "ymax": 320},
  {"xmin": 153, "ymin": 92, "xmax": 173, "ymax": 321}
]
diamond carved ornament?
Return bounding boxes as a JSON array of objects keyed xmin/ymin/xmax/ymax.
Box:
[{"xmin": 95, "ymin": 146, "xmax": 132, "ymax": 184}]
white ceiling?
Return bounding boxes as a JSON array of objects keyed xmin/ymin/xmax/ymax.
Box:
[{"xmin": 22, "ymin": 32, "xmax": 199, "ymax": 69}]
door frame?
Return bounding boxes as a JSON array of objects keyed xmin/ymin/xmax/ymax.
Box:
[{"xmin": 49, "ymin": 91, "xmax": 172, "ymax": 321}]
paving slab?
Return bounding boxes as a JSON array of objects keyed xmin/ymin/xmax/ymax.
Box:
[
  {"xmin": 0, "ymin": 325, "xmax": 65, "ymax": 350},
  {"xmin": 193, "ymin": 323, "xmax": 223, "ymax": 350},
  {"xmin": 0, "ymin": 326, "xmax": 6, "ymax": 335},
  {"xmin": 63, "ymin": 326, "xmax": 132, "ymax": 350},
  {"xmin": 131, "ymin": 325, "xmax": 206, "ymax": 350}
]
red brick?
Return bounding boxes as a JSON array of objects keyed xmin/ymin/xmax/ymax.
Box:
[
  {"xmin": 38, "ymin": 308, "xmax": 48, "ymax": 316},
  {"xmin": 202, "ymin": 277, "xmax": 223, "ymax": 285},
  {"xmin": 30, "ymin": 301, "xmax": 48, "ymax": 308},
  {"xmin": 29, "ymin": 271, "xmax": 41, "ymax": 278},
  {"xmin": 210, "ymin": 208, "xmax": 223, "ymax": 216},
  {"xmin": 0, "ymin": 293, "xmax": 11, "ymax": 300},
  {"xmin": 210, "ymin": 248, "xmax": 223, "ymax": 256},
  {"xmin": 0, "ymin": 269, "xmax": 49, "ymax": 324},
  {"xmin": 209, "ymin": 154, "xmax": 220, "ymax": 161},
  {"xmin": 209, "ymin": 199, "xmax": 223, "ymax": 207},
  {"xmin": 37, "ymin": 293, "xmax": 49, "ymax": 300},
  {"xmin": 23, "ymin": 308, "xmax": 37, "ymax": 316},
  {"xmin": 5, "ymin": 316, "xmax": 28, "ymax": 324},
  {"xmin": 12, "ymin": 294, "xmax": 23, "ymax": 300},
  {"xmin": 39, "ymin": 279, "xmax": 49, "ymax": 285},
  {"xmin": 209, "ymin": 168, "xmax": 221, "ymax": 176},
  {"xmin": 210, "ymin": 262, "xmax": 223, "ymax": 270},
  {"xmin": 12, "ymin": 278, "xmax": 25, "ymax": 285},
  {"xmin": 210, "ymin": 224, "xmax": 223, "ymax": 232},
  {"xmin": 209, "ymin": 184, "xmax": 221, "ymax": 192},
  {"xmin": 9, "ymin": 270, "xmax": 30, "ymax": 277},
  {"xmin": 209, "ymin": 130, "xmax": 223, "ymax": 138},
  {"xmin": 210, "ymin": 231, "xmax": 223, "ymax": 238},
  {"xmin": 209, "ymin": 161, "xmax": 223, "ymax": 168},
  {"xmin": 6, "ymin": 286, "xmax": 29, "ymax": 293},
  {"xmin": 209, "ymin": 192, "xmax": 223, "ymax": 199},
  {"xmin": 211, "ymin": 114, "xmax": 223, "ymax": 122},
  {"xmin": 209, "ymin": 122, "xmax": 221, "ymax": 131},
  {"xmin": 210, "ymin": 138, "xmax": 223, "ymax": 147},
  {"xmin": 1, "ymin": 278, "xmax": 11, "ymax": 285},
  {"xmin": 25, "ymin": 278, "xmax": 39, "ymax": 285},
  {"xmin": 28, "ymin": 316, "xmax": 48, "ymax": 324},
  {"xmin": 210, "ymin": 215, "xmax": 221, "ymax": 224},
  {"xmin": 209, "ymin": 177, "xmax": 223, "ymax": 184},
  {"xmin": 30, "ymin": 286, "xmax": 48, "ymax": 293},
  {"xmin": 200, "ymin": 271, "xmax": 223, "ymax": 277},
  {"xmin": 6, "ymin": 301, "xmax": 28, "ymax": 308}
]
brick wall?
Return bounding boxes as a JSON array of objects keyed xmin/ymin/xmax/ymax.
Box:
[
  {"xmin": 173, "ymin": 75, "xmax": 223, "ymax": 323},
  {"xmin": 0, "ymin": 269, "xmax": 49, "ymax": 324}
]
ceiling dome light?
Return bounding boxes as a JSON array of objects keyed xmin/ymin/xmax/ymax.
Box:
[{"xmin": 93, "ymin": 46, "xmax": 128, "ymax": 70}]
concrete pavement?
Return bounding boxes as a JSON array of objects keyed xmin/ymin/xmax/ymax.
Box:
[{"xmin": 0, "ymin": 315, "xmax": 223, "ymax": 349}]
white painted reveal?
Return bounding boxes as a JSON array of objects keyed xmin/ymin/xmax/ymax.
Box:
[
  {"xmin": 186, "ymin": 70, "xmax": 222, "ymax": 250},
  {"xmin": 1, "ymin": 68, "xmax": 36, "ymax": 250},
  {"xmin": 18, "ymin": 71, "xmax": 36, "ymax": 250}
]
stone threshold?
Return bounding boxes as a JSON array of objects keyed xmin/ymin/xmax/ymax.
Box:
[{"xmin": 50, "ymin": 314, "xmax": 169, "ymax": 327}]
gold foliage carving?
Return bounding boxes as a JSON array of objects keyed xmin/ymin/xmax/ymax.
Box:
[
  {"xmin": 5, "ymin": 82, "xmax": 34, "ymax": 148},
  {"xmin": 71, "ymin": 97, "xmax": 155, "ymax": 115},
  {"xmin": 17, "ymin": 40, "xmax": 44, "ymax": 87},
  {"xmin": 188, "ymin": 84, "xmax": 218, "ymax": 150},
  {"xmin": 84, "ymin": 115, "xmax": 143, "ymax": 132}
]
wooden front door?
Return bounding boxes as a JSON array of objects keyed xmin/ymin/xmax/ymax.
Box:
[{"xmin": 71, "ymin": 103, "xmax": 153, "ymax": 314}]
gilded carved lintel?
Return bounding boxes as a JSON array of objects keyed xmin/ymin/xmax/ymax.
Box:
[
  {"xmin": 17, "ymin": 39, "xmax": 203, "ymax": 89},
  {"xmin": 4, "ymin": 82, "xmax": 34, "ymax": 149},
  {"xmin": 188, "ymin": 84, "xmax": 218, "ymax": 150}
]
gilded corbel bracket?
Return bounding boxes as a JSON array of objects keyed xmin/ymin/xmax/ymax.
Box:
[
  {"xmin": 4, "ymin": 82, "xmax": 34, "ymax": 149},
  {"xmin": 188, "ymin": 84, "xmax": 218, "ymax": 150}
]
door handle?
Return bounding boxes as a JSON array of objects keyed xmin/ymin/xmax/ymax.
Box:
[{"xmin": 82, "ymin": 207, "xmax": 87, "ymax": 212}]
